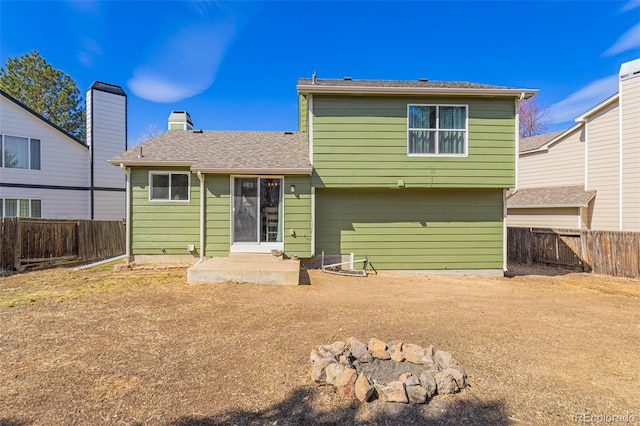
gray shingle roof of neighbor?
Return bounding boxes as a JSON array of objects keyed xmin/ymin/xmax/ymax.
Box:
[
  {"xmin": 519, "ymin": 130, "xmax": 566, "ymax": 153},
  {"xmin": 109, "ymin": 130, "xmax": 312, "ymax": 173},
  {"xmin": 507, "ymin": 186, "xmax": 596, "ymax": 208}
]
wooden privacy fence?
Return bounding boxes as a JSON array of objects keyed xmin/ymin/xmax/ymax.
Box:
[
  {"xmin": 1, "ymin": 217, "xmax": 125, "ymax": 272},
  {"xmin": 508, "ymin": 227, "xmax": 640, "ymax": 278}
]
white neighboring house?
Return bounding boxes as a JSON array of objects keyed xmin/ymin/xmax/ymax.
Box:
[
  {"xmin": 0, "ymin": 82, "xmax": 126, "ymax": 220},
  {"xmin": 508, "ymin": 58, "xmax": 640, "ymax": 232}
]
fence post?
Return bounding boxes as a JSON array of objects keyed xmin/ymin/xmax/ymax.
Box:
[{"xmin": 15, "ymin": 218, "xmax": 22, "ymax": 271}]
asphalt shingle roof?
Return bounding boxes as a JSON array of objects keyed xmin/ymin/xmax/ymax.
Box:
[
  {"xmin": 507, "ymin": 186, "xmax": 596, "ymax": 208},
  {"xmin": 297, "ymin": 78, "xmax": 518, "ymax": 90},
  {"xmin": 109, "ymin": 130, "xmax": 311, "ymax": 173},
  {"xmin": 519, "ymin": 130, "xmax": 566, "ymax": 153}
]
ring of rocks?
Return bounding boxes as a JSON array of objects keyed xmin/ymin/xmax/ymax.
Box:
[{"xmin": 310, "ymin": 337, "xmax": 467, "ymax": 404}]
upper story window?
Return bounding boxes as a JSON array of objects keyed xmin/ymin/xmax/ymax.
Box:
[
  {"xmin": 1, "ymin": 135, "xmax": 41, "ymax": 170},
  {"xmin": 407, "ymin": 105, "xmax": 468, "ymax": 156},
  {"xmin": 1, "ymin": 198, "xmax": 42, "ymax": 218},
  {"xmin": 149, "ymin": 171, "xmax": 190, "ymax": 202}
]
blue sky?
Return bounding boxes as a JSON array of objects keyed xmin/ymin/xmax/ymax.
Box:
[{"xmin": 1, "ymin": 0, "xmax": 639, "ymax": 146}]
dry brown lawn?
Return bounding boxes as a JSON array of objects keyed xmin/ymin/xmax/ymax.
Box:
[{"xmin": 0, "ymin": 263, "xmax": 638, "ymax": 425}]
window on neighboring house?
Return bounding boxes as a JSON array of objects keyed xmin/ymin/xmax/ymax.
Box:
[
  {"xmin": 1, "ymin": 135, "xmax": 41, "ymax": 170},
  {"xmin": 1, "ymin": 198, "xmax": 42, "ymax": 217},
  {"xmin": 149, "ymin": 172, "xmax": 190, "ymax": 201},
  {"xmin": 407, "ymin": 105, "xmax": 468, "ymax": 156}
]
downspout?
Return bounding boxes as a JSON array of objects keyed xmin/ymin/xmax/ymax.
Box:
[
  {"xmin": 618, "ymin": 79, "xmax": 623, "ymax": 231},
  {"xmin": 504, "ymin": 92, "xmax": 526, "ymax": 272},
  {"xmin": 119, "ymin": 163, "xmax": 131, "ymax": 261},
  {"xmin": 194, "ymin": 170, "xmax": 206, "ymax": 266}
]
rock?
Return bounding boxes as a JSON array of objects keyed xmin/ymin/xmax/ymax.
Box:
[
  {"xmin": 390, "ymin": 351, "xmax": 405, "ymax": 362},
  {"xmin": 380, "ymin": 381, "xmax": 408, "ymax": 403},
  {"xmin": 348, "ymin": 337, "xmax": 373, "ymax": 363},
  {"xmin": 310, "ymin": 349, "xmax": 322, "ymax": 363},
  {"xmin": 419, "ymin": 372, "xmax": 437, "ymax": 398},
  {"xmin": 434, "ymin": 350, "xmax": 453, "ymax": 368},
  {"xmin": 355, "ymin": 373, "xmax": 374, "ymax": 402},
  {"xmin": 371, "ymin": 350, "xmax": 391, "ymax": 360},
  {"xmin": 444, "ymin": 367, "xmax": 466, "ymax": 388},
  {"xmin": 387, "ymin": 340, "xmax": 403, "ymax": 353},
  {"xmin": 421, "ymin": 352, "xmax": 434, "ymax": 366},
  {"xmin": 430, "ymin": 363, "xmax": 443, "ymax": 372},
  {"xmin": 434, "ymin": 370, "xmax": 459, "ymax": 394},
  {"xmin": 367, "ymin": 338, "xmax": 387, "ymax": 353},
  {"xmin": 329, "ymin": 341, "xmax": 346, "ymax": 356},
  {"xmin": 399, "ymin": 372, "xmax": 420, "ymax": 386},
  {"xmin": 406, "ymin": 384, "xmax": 428, "ymax": 404},
  {"xmin": 311, "ymin": 358, "xmax": 336, "ymax": 383},
  {"xmin": 404, "ymin": 343, "xmax": 426, "ymax": 364},
  {"xmin": 338, "ymin": 353, "xmax": 351, "ymax": 365},
  {"xmin": 325, "ymin": 362, "xmax": 347, "ymax": 386},
  {"xmin": 448, "ymin": 362, "xmax": 466, "ymax": 377},
  {"xmin": 335, "ymin": 368, "xmax": 358, "ymax": 399},
  {"xmin": 373, "ymin": 383, "xmax": 387, "ymax": 402},
  {"xmin": 424, "ymin": 345, "xmax": 435, "ymax": 357},
  {"xmin": 317, "ymin": 345, "xmax": 336, "ymax": 360}
]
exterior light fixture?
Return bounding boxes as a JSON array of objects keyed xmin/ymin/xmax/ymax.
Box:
[{"xmin": 290, "ymin": 184, "xmax": 296, "ymax": 193}]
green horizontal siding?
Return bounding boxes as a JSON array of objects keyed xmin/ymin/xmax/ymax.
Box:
[
  {"xmin": 204, "ymin": 174, "xmax": 231, "ymax": 257},
  {"xmin": 131, "ymin": 167, "xmax": 200, "ymax": 255},
  {"xmin": 284, "ymin": 176, "xmax": 312, "ymax": 257},
  {"xmin": 298, "ymin": 94, "xmax": 308, "ymax": 133},
  {"xmin": 315, "ymin": 188, "xmax": 504, "ymax": 270},
  {"xmin": 311, "ymin": 95, "xmax": 516, "ymax": 188}
]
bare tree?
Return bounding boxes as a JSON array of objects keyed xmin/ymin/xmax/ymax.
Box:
[
  {"xmin": 519, "ymin": 97, "xmax": 551, "ymax": 138},
  {"xmin": 130, "ymin": 123, "xmax": 163, "ymax": 148}
]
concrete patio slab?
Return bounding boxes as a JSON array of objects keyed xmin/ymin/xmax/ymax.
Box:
[{"xmin": 187, "ymin": 253, "xmax": 300, "ymax": 285}]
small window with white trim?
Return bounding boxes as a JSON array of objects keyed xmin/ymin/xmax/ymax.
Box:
[
  {"xmin": 407, "ymin": 105, "xmax": 468, "ymax": 156},
  {"xmin": 1, "ymin": 198, "xmax": 42, "ymax": 217},
  {"xmin": 149, "ymin": 171, "xmax": 190, "ymax": 201}
]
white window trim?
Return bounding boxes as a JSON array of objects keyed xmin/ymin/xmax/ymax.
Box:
[
  {"xmin": 148, "ymin": 171, "xmax": 191, "ymax": 202},
  {"xmin": 1, "ymin": 134, "xmax": 41, "ymax": 170},
  {"xmin": 1, "ymin": 198, "xmax": 42, "ymax": 218},
  {"xmin": 406, "ymin": 104, "xmax": 469, "ymax": 157}
]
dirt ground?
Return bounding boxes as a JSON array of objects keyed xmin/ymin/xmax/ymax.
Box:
[{"xmin": 0, "ymin": 263, "xmax": 638, "ymax": 425}]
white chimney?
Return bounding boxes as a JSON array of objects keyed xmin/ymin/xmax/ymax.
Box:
[
  {"xmin": 168, "ymin": 110, "xmax": 193, "ymax": 130},
  {"xmin": 619, "ymin": 58, "xmax": 640, "ymax": 231}
]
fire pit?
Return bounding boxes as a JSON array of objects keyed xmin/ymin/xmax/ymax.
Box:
[{"xmin": 310, "ymin": 337, "xmax": 466, "ymax": 404}]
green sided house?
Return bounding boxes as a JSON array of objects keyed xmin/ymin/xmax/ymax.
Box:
[{"xmin": 109, "ymin": 78, "xmax": 536, "ymax": 284}]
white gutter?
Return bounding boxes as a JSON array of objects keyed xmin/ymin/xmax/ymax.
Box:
[
  {"xmin": 108, "ymin": 160, "xmax": 194, "ymax": 167},
  {"xmin": 192, "ymin": 167, "xmax": 313, "ymax": 175},
  {"xmin": 195, "ymin": 171, "xmax": 206, "ymax": 266},
  {"xmin": 120, "ymin": 163, "xmax": 131, "ymax": 260},
  {"xmin": 297, "ymin": 84, "xmax": 538, "ymax": 98}
]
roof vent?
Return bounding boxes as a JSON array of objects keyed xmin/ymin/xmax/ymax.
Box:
[
  {"xmin": 419, "ymin": 78, "xmax": 429, "ymax": 82},
  {"xmin": 192, "ymin": 129, "xmax": 203, "ymax": 134},
  {"xmin": 284, "ymin": 131, "xmax": 294, "ymax": 135},
  {"xmin": 312, "ymin": 71, "xmax": 317, "ymax": 84},
  {"xmin": 168, "ymin": 110, "xmax": 193, "ymax": 130},
  {"xmin": 343, "ymin": 76, "xmax": 352, "ymax": 81}
]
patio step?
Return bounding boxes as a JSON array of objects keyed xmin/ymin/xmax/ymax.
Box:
[{"xmin": 187, "ymin": 253, "xmax": 300, "ymax": 285}]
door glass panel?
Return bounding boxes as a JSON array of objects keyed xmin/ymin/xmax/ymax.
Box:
[
  {"xmin": 233, "ymin": 178, "xmax": 258, "ymax": 242},
  {"xmin": 260, "ymin": 178, "xmax": 282, "ymax": 242}
]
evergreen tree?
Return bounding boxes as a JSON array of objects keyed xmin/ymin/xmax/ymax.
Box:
[{"xmin": 0, "ymin": 50, "xmax": 86, "ymax": 141}]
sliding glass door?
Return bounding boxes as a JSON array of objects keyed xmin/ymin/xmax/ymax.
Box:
[{"xmin": 232, "ymin": 177, "xmax": 283, "ymax": 251}]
